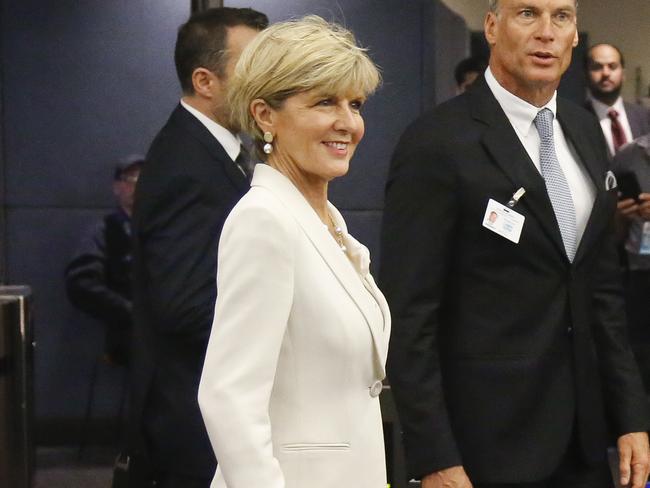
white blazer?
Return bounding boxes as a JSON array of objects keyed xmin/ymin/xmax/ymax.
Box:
[{"xmin": 198, "ymin": 163, "xmax": 391, "ymax": 488}]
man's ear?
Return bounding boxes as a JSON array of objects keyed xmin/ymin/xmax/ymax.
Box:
[
  {"xmin": 572, "ymin": 29, "xmax": 579, "ymax": 48},
  {"xmin": 484, "ymin": 12, "xmax": 498, "ymax": 47},
  {"xmin": 191, "ymin": 67, "xmax": 219, "ymax": 98},
  {"xmin": 250, "ymin": 98, "xmax": 275, "ymax": 134}
]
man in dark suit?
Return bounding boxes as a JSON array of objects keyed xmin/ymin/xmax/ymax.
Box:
[
  {"xmin": 585, "ymin": 43, "xmax": 650, "ymax": 156},
  {"xmin": 128, "ymin": 8, "xmax": 267, "ymax": 488},
  {"xmin": 381, "ymin": 1, "xmax": 650, "ymax": 487}
]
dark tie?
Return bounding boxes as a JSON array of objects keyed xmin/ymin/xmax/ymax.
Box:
[
  {"xmin": 235, "ymin": 144, "xmax": 255, "ymax": 180},
  {"xmin": 534, "ymin": 108, "xmax": 577, "ymax": 262},
  {"xmin": 608, "ymin": 108, "xmax": 628, "ymax": 152}
]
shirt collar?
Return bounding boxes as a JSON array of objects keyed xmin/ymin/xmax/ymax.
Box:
[
  {"xmin": 588, "ymin": 95, "xmax": 625, "ymax": 121},
  {"xmin": 485, "ymin": 67, "xmax": 557, "ymax": 137},
  {"xmin": 180, "ymin": 99, "xmax": 241, "ymax": 161}
]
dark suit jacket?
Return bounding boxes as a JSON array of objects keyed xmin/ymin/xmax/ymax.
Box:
[
  {"xmin": 585, "ymin": 99, "xmax": 650, "ymax": 142},
  {"xmin": 626, "ymin": 101, "xmax": 650, "ymax": 139},
  {"xmin": 380, "ymin": 78, "xmax": 648, "ymax": 484},
  {"xmin": 130, "ymin": 104, "xmax": 249, "ymax": 478},
  {"xmin": 66, "ymin": 208, "xmax": 133, "ymax": 365}
]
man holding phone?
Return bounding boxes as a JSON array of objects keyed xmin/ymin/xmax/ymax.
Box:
[{"xmin": 614, "ymin": 134, "xmax": 650, "ymax": 391}]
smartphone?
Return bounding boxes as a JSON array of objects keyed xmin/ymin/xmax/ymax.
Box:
[{"xmin": 616, "ymin": 171, "xmax": 642, "ymax": 201}]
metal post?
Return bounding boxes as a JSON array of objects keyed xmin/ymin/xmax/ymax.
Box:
[
  {"xmin": 0, "ymin": 286, "xmax": 34, "ymax": 488},
  {"xmin": 0, "ymin": 1, "xmax": 6, "ymax": 286}
]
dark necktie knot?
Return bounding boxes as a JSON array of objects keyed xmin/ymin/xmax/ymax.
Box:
[{"xmin": 608, "ymin": 108, "xmax": 620, "ymax": 121}]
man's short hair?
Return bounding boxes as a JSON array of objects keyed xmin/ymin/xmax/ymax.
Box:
[
  {"xmin": 488, "ymin": 0, "xmax": 578, "ymax": 13},
  {"xmin": 174, "ymin": 7, "xmax": 268, "ymax": 94},
  {"xmin": 454, "ymin": 56, "xmax": 487, "ymax": 87},
  {"xmin": 585, "ymin": 43, "xmax": 626, "ymax": 71}
]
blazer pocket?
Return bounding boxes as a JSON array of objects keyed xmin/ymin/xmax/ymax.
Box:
[{"xmin": 282, "ymin": 442, "xmax": 351, "ymax": 452}]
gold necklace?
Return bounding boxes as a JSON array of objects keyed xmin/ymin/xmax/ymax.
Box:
[{"xmin": 328, "ymin": 213, "xmax": 347, "ymax": 252}]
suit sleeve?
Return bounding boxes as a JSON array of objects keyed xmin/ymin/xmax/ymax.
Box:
[
  {"xmin": 65, "ymin": 220, "xmax": 132, "ymax": 325},
  {"xmin": 380, "ymin": 127, "xmax": 463, "ymax": 478},
  {"xmin": 198, "ymin": 198, "xmax": 294, "ymax": 488},
  {"xmin": 592, "ymin": 218, "xmax": 649, "ymax": 435},
  {"xmin": 591, "ymin": 127, "xmax": 650, "ymax": 435},
  {"xmin": 135, "ymin": 170, "xmax": 225, "ymax": 344}
]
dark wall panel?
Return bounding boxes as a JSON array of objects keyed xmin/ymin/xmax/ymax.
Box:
[
  {"xmin": 431, "ymin": 1, "xmax": 469, "ymax": 107},
  {"xmin": 3, "ymin": 0, "xmax": 189, "ymax": 208}
]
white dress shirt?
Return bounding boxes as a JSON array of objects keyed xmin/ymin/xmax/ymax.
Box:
[
  {"xmin": 588, "ymin": 96, "xmax": 634, "ymax": 156},
  {"xmin": 180, "ymin": 99, "xmax": 242, "ymax": 162},
  {"xmin": 485, "ymin": 68, "xmax": 596, "ymax": 245}
]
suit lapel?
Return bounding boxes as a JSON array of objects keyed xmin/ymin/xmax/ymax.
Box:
[
  {"xmin": 329, "ymin": 205, "xmax": 390, "ymax": 374},
  {"xmin": 171, "ymin": 104, "xmax": 249, "ymax": 193},
  {"xmin": 625, "ymin": 102, "xmax": 646, "ymax": 138},
  {"xmin": 252, "ymin": 165, "xmax": 387, "ymax": 375},
  {"xmin": 557, "ymin": 101, "xmax": 608, "ymax": 263},
  {"xmin": 471, "ymin": 80, "xmax": 568, "ymax": 259}
]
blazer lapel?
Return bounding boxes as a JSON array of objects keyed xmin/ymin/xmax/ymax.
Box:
[
  {"xmin": 471, "ymin": 80, "xmax": 568, "ymax": 259},
  {"xmin": 252, "ymin": 165, "xmax": 387, "ymax": 376},
  {"xmin": 329, "ymin": 205, "xmax": 390, "ymax": 373},
  {"xmin": 171, "ymin": 104, "xmax": 249, "ymax": 193},
  {"xmin": 625, "ymin": 102, "xmax": 643, "ymax": 138},
  {"xmin": 557, "ymin": 101, "xmax": 608, "ymax": 264}
]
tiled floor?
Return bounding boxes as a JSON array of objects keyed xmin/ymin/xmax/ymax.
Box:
[{"xmin": 34, "ymin": 446, "xmax": 115, "ymax": 488}]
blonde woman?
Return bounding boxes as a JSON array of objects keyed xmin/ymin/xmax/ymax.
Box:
[{"xmin": 198, "ymin": 15, "xmax": 390, "ymax": 488}]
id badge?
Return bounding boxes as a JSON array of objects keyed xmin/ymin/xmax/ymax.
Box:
[{"xmin": 482, "ymin": 198, "xmax": 525, "ymax": 244}]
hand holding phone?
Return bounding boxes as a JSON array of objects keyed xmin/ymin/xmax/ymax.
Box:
[{"xmin": 617, "ymin": 171, "xmax": 642, "ymax": 201}]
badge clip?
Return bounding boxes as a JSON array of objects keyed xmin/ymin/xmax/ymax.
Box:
[{"xmin": 507, "ymin": 187, "xmax": 526, "ymax": 208}]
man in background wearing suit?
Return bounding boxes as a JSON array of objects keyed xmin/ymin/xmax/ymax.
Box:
[
  {"xmin": 585, "ymin": 43, "xmax": 650, "ymax": 156},
  {"xmin": 381, "ymin": 1, "xmax": 650, "ymax": 487},
  {"xmin": 128, "ymin": 8, "xmax": 267, "ymax": 488},
  {"xmin": 66, "ymin": 156, "xmax": 142, "ymax": 367}
]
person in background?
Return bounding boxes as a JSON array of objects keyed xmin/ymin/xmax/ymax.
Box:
[
  {"xmin": 585, "ymin": 43, "xmax": 650, "ymax": 156},
  {"xmin": 128, "ymin": 7, "xmax": 267, "ymax": 488},
  {"xmin": 454, "ymin": 55, "xmax": 488, "ymax": 94},
  {"xmin": 66, "ymin": 155, "xmax": 143, "ymax": 366},
  {"xmin": 198, "ymin": 15, "xmax": 390, "ymax": 488},
  {"xmin": 612, "ymin": 134, "xmax": 650, "ymax": 392},
  {"xmin": 381, "ymin": 1, "xmax": 650, "ymax": 487}
]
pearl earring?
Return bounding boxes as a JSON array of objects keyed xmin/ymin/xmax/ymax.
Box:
[{"xmin": 263, "ymin": 131, "xmax": 274, "ymax": 155}]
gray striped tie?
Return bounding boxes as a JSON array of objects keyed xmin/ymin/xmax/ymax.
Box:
[{"xmin": 534, "ymin": 108, "xmax": 577, "ymax": 262}]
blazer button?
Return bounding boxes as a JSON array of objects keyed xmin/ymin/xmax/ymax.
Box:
[{"xmin": 369, "ymin": 380, "xmax": 383, "ymax": 397}]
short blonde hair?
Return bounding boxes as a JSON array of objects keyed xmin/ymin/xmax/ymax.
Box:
[{"xmin": 228, "ymin": 15, "xmax": 381, "ymax": 158}]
